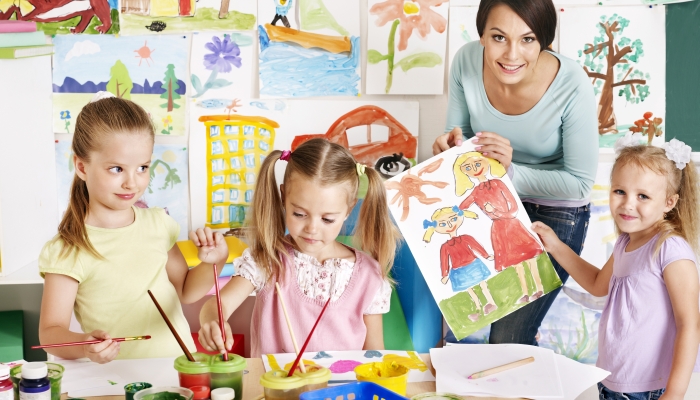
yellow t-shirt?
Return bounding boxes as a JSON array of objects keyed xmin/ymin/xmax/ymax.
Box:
[{"xmin": 39, "ymin": 206, "xmax": 197, "ymax": 359}]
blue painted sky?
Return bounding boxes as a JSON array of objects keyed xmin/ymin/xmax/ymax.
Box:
[{"xmin": 53, "ymin": 35, "xmax": 189, "ymax": 85}]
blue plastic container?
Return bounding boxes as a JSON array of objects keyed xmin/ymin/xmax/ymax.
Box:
[{"xmin": 299, "ymin": 382, "xmax": 409, "ymax": 400}]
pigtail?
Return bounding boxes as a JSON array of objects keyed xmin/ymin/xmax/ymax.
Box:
[
  {"xmin": 247, "ymin": 150, "xmax": 290, "ymax": 283},
  {"xmin": 423, "ymin": 227, "xmax": 436, "ymax": 243},
  {"xmin": 356, "ymin": 167, "xmax": 401, "ymax": 282},
  {"xmin": 657, "ymin": 161, "xmax": 700, "ymax": 256},
  {"xmin": 57, "ymin": 175, "xmax": 101, "ymax": 259}
]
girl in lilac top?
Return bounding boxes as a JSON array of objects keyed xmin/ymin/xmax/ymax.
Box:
[{"xmin": 533, "ymin": 139, "xmax": 700, "ymax": 400}]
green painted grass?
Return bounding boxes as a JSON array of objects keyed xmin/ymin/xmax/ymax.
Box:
[
  {"xmin": 36, "ymin": 9, "xmax": 120, "ymax": 35},
  {"xmin": 120, "ymin": 8, "xmax": 255, "ymax": 35},
  {"xmin": 440, "ymin": 252, "xmax": 562, "ymax": 340}
]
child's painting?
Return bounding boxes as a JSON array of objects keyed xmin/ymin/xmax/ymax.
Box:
[
  {"xmin": 55, "ymin": 141, "xmax": 191, "ymax": 241},
  {"xmin": 366, "ymin": 0, "xmax": 449, "ymax": 94},
  {"xmin": 0, "ymin": 0, "xmax": 119, "ymax": 34},
  {"xmin": 257, "ymin": 0, "xmax": 361, "ymax": 97},
  {"xmin": 119, "ymin": 0, "xmax": 255, "ymax": 35},
  {"xmin": 190, "ymin": 32, "xmax": 255, "ymax": 100},
  {"xmin": 559, "ymin": 6, "xmax": 666, "ymax": 148},
  {"xmin": 262, "ymin": 350, "xmax": 435, "ymax": 383},
  {"xmin": 189, "ymin": 99, "xmax": 419, "ymax": 230},
  {"xmin": 386, "ymin": 144, "xmax": 562, "ymax": 340},
  {"xmin": 447, "ymin": 6, "xmax": 477, "ymax": 70},
  {"xmin": 52, "ymin": 34, "xmax": 188, "ymax": 136}
]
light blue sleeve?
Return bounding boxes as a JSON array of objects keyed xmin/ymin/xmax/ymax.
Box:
[
  {"xmin": 511, "ymin": 70, "xmax": 599, "ymax": 201},
  {"xmin": 444, "ymin": 46, "xmax": 475, "ymax": 138}
]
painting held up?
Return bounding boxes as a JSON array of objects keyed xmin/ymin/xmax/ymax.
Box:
[
  {"xmin": 0, "ymin": 0, "xmax": 118, "ymax": 34},
  {"xmin": 386, "ymin": 144, "xmax": 561, "ymax": 340},
  {"xmin": 366, "ymin": 0, "xmax": 448, "ymax": 94},
  {"xmin": 52, "ymin": 34, "xmax": 188, "ymax": 136},
  {"xmin": 119, "ymin": 0, "xmax": 255, "ymax": 34},
  {"xmin": 257, "ymin": 0, "xmax": 361, "ymax": 97},
  {"xmin": 559, "ymin": 6, "xmax": 665, "ymax": 148}
]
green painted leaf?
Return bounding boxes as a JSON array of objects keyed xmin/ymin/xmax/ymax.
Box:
[
  {"xmin": 367, "ymin": 49, "xmax": 388, "ymax": 64},
  {"xmin": 191, "ymin": 74, "xmax": 203, "ymax": 94},
  {"xmin": 394, "ymin": 52, "xmax": 442, "ymax": 72}
]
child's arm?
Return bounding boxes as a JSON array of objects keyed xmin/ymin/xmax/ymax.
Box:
[
  {"xmin": 363, "ymin": 314, "xmax": 385, "ymax": 350},
  {"xmin": 39, "ymin": 273, "xmax": 120, "ymax": 363},
  {"xmin": 166, "ymin": 228, "xmax": 229, "ymax": 304},
  {"xmin": 198, "ymin": 276, "xmax": 255, "ymax": 354},
  {"xmin": 531, "ymin": 221, "xmax": 613, "ymax": 297},
  {"xmin": 661, "ymin": 259, "xmax": 700, "ymax": 400}
]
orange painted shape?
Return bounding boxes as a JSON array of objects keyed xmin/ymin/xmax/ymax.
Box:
[{"xmin": 265, "ymin": 24, "xmax": 351, "ymax": 54}]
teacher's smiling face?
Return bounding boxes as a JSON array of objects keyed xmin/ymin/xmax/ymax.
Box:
[{"xmin": 480, "ymin": 4, "xmax": 542, "ymax": 86}]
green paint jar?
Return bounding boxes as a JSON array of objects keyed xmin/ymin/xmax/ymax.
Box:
[
  {"xmin": 209, "ymin": 354, "xmax": 246, "ymax": 400},
  {"xmin": 9, "ymin": 363, "xmax": 63, "ymax": 400},
  {"xmin": 124, "ymin": 382, "xmax": 153, "ymax": 400},
  {"xmin": 174, "ymin": 353, "xmax": 212, "ymax": 391}
]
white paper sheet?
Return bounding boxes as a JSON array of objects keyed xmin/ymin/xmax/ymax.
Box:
[{"xmin": 432, "ymin": 345, "xmax": 563, "ymax": 398}]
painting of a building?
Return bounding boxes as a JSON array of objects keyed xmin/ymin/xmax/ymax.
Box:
[{"xmin": 199, "ymin": 115, "xmax": 279, "ymax": 229}]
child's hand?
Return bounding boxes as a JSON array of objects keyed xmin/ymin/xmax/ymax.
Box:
[
  {"xmin": 189, "ymin": 228, "xmax": 229, "ymax": 266},
  {"xmin": 484, "ymin": 202, "xmax": 495, "ymax": 213},
  {"xmin": 531, "ymin": 222, "xmax": 564, "ymax": 256},
  {"xmin": 198, "ymin": 320, "xmax": 234, "ymax": 354},
  {"xmin": 83, "ymin": 330, "xmax": 120, "ymax": 364}
]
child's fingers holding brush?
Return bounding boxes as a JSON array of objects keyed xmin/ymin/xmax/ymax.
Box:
[{"xmin": 198, "ymin": 321, "xmax": 225, "ymax": 352}]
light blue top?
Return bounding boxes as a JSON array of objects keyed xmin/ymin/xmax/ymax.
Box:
[
  {"xmin": 276, "ymin": 0, "xmax": 292, "ymax": 16},
  {"xmin": 445, "ymin": 41, "xmax": 598, "ymax": 206}
]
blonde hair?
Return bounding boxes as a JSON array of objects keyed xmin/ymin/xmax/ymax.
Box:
[
  {"xmin": 423, "ymin": 206, "xmax": 478, "ymax": 242},
  {"xmin": 613, "ymin": 144, "xmax": 700, "ymax": 256},
  {"xmin": 57, "ymin": 97, "xmax": 155, "ymax": 259},
  {"xmin": 453, "ymin": 151, "xmax": 506, "ymax": 196},
  {"xmin": 247, "ymin": 138, "xmax": 400, "ymax": 283}
]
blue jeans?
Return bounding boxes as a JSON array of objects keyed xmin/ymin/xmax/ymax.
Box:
[
  {"xmin": 488, "ymin": 202, "xmax": 591, "ymax": 345},
  {"xmin": 598, "ymin": 383, "xmax": 665, "ymax": 400}
]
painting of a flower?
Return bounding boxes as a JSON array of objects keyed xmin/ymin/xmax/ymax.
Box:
[
  {"xmin": 204, "ymin": 35, "xmax": 242, "ymax": 73},
  {"xmin": 60, "ymin": 110, "xmax": 72, "ymax": 133},
  {"xmin": 370, "ymin": 0, "xmax": 447, "ymax": 51}
]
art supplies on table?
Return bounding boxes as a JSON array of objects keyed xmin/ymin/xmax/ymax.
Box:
[
  {"xmin": 286, "ymin": 297, "xmax": 332, "ymax": 377},
  {"xmin": 212, "ymin": 264, "xmax": 229, "ymax": 361},
  {"xmin": 31, "ymin": 335, "xmax": 151, "ymax": 349},
  {"xmin": 173, "ymin": 353, "xmax": 246, "ymax": 400},
  {"xmin": 124, "ymin": 382, "xmax": 152, "ymax": 400},
  {"xmin": 147, "ymin": 290, "xmax": 195, "ymax": 362},
  {"xmin": 10, "ymin": 362, "xmax": 63, "ymax": 400},
  {"xmin": 262, "ymin": 350, "xmax": 435, "ymax": 384},
  {"xmin": 467, "ymin": 356, "xmax": 535, "ymax": 380}
]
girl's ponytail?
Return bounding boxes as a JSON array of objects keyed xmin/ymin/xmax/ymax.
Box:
[
  {"xmin": 57, "ymin": 175, "xmax": 101, "ymax": 259},
  {"xmin": 665, "ymin": 161, "xmax": 700, "ymax": 255}
]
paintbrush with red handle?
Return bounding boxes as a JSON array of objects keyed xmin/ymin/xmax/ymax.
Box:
[
  {"xmin": 32, "ymin": 335, "xmax": 151, "ymax": 349},
  {"xmin": 213, "ymin": 263, "xmax": 229, "ymax": 361},
  {"xmin": 286, "ymin": 296, "xmax": 332, "ymax": 377}
]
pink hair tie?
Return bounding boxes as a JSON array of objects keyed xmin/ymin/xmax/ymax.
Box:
[{"xmin": 280, "ymin": 150, "xmax": 292, "ymax": 161}]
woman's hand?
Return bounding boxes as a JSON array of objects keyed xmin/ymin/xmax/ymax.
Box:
[
  {"xmin": 83, "ymin": 330, "xmax": 120, "ymax": 364},
  {"xmin": 432, "ymin": 127, "xmax": 464, "ymax": 155},
  {"xmin": 471, "ymin": 131, "xmax": 513, "ymax": 169},
  {"xmin": 198, "ymin": 320, "xmax": 233, "ymax": 354},
  {"xmin": 189, "ymin": 228, "xmax": 228, "ymax": 266}
]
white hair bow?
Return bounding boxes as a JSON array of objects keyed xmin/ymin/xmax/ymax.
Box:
[
  {"xmin": 90, "ymin": 91, "xmax": 116, "ymax": 103},
  {"xmin": 662, "ymin": 138, "xmax": 692, "ymax": 170},
  {"xmin": 613, "ymin": 132, "xmax": 644, "ymax": 155}
]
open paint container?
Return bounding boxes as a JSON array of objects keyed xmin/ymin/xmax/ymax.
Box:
[
  {"xmin": 259, "ymin": 365, "xmax": 331, "ymax": 400},
  {"xmin": 133, "ymin": 386, "xmax": 194, "ymax": 400},
  {"xmin": 174, "ymin": 353, "xmax": 246, "ymax": 400},
  {"xmin": 354, "ymin": 361, "xmax": 409, "ymax": 396},
  {"xmin": 10, "ymin": 363, "xmax": 64, "ymax": 400}
]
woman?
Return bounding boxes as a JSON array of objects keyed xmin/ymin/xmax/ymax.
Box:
[{"xmin": 434, "ymin": 0, "xmax": 598, "ymax": 345}]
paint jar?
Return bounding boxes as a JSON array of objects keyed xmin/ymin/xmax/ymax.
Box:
[
  {"xmin": 19, "ymin": 363, "xmax": 50, "ymax": 400},
  {"xmin": 259, "ymin": 370, "xmax": 306, "ymax": 400},
  {"xmin": 354, "ymin": 362, "xmax": 409, "ymax": 396},
  {"xmin": 124, "ymin": 382, "xmax": 153, "ymax": 400},
  {"xmin": 134, "ymin": 387, "xmax": 194, "ymax": 400},
  {"xmin": 174, "ymin": 353, "xmax": 211, "ymax": 390},
  {"xmin": 10, "ymin": 363, "xmax": 63, "ymax": 400},
  {"xmin": 293, "ymin": 366, "xmax": 331, "ymax": 392},
  {"xmin": 210, "ymin": 387, "xmax": 234, "ymax": 400},
  {"xmin": 0, "ymin": 365, "xmax": 13, "ymax": 400},
  {"xmin": 189, "ymin": 385, "xmax": 209, "ymax": 400},
  {"xmin": 209, "ymin": 354, "xmax": 245, "ymax": 400}
]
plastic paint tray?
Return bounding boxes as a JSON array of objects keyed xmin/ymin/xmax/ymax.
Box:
[{"xmin": 298, "ymin": 382, "xmax": 409, "ymax": 400}]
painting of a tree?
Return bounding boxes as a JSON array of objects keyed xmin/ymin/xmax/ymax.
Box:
[
  {"xmin": 107, "ymin": 60, "xmax": 134, "ymax": 99},
  {"xmin": 578, "ymin": 14, "xmax": 650, "ymax": 134},
  {"xmin": 161, "ymin": 63, "xmax": 181, "ymax": 112}
]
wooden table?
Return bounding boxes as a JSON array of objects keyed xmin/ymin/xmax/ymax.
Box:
[{"xmin": 60, "ymin": 355, "xmax": 520, "ymax": 400}]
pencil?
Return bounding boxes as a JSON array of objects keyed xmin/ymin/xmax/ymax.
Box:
[
  {"xmin": 32, "ymin": 336, "xmax": 151, "ymax": 349},
  {"xmin": 275, "ymin": 282, "xmax": 306, "ymax": 373},
  {"xmin": 467, "ymin": 356, "xmax": 535, "ymax": 379},
  {"xmin": 213, "ymin": 263, "xmax": 229, "ymax": 361},
  {"xmin": 147, "ymin": 289, "xmax": 195, "ymax": 362}
]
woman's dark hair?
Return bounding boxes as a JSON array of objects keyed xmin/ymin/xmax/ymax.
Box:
[{"xmin": 476, "ymin": 0, "xmax": 557, "ymax": 51}]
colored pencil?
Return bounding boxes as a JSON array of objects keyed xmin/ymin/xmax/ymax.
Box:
[
  {"xmin": 467, "ymin": 356, "xmax": 535, "ymax": 379},
  {"xmin": 275, "ymin": 282, "xmax": 306, "ymax": 373},
  {"xmin": 287, "ymin": 296, "xmax": 332, "ymax": 377},
  {"xmin": 32, "ymin": 335, "xmax": 151, "ymax": 349},
  {"xmin": 147, "ymin": 289, "xmax": 195, "ymax": 362},
  {"xmin": 213, "ymin": 263, "xmax": 229, "ymax": 361}
]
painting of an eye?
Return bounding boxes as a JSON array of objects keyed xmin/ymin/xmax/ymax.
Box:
[
  {"xmin": 451, "ymin": 217, "xmax": 458, "ymax": 222},
  {"xmin": 439, "ymin": 222, "xmax": 446, "ymax": 227},
  {"xmin": 375, "ymin": 153, "xmax": 411, "ymax": 179},
  {"xmin": 475, "ymin": 162, "xmax": 481, "ymax": 168},
  {"xmin": 464, "ymin": 166, "xmax": 471, "ymax": 171}
]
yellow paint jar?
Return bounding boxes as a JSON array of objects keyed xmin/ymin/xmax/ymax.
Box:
[
  {"xmin": 259, "ymin": 366, "xmax": 331, "ymax": 400},
  {"xmin": 354, "ymin": 362, "xmax": 409, "ymax": 396}
]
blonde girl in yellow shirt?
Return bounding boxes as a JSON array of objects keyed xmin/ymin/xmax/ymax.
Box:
[{"xmin": 38, "ymin": 93, "xmax": 229, "ymax": 363}]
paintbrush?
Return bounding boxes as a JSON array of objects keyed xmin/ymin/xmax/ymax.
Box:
[
  {"xmin": 213, "ymin": 263, "xmax": 229, "ymax": 361},
  {"xmin": 147, "ymin": 289, "xmax": 195, "ymax": 362},
  {"xmin": 275, "ymin": 282, "xmax": 306, "ymax": 373},
  {"xmin": 287, "ymin": 296, "xmax": 332, "ymax": 377},
  {"xmin": 32, "ymin": 335, "xmax": 151, "ymax": 349}
]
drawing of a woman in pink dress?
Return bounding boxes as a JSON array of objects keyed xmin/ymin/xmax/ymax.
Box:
[{"xmin": 454, "ymin": 152, "xmax": 544, "ymax": 304}]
